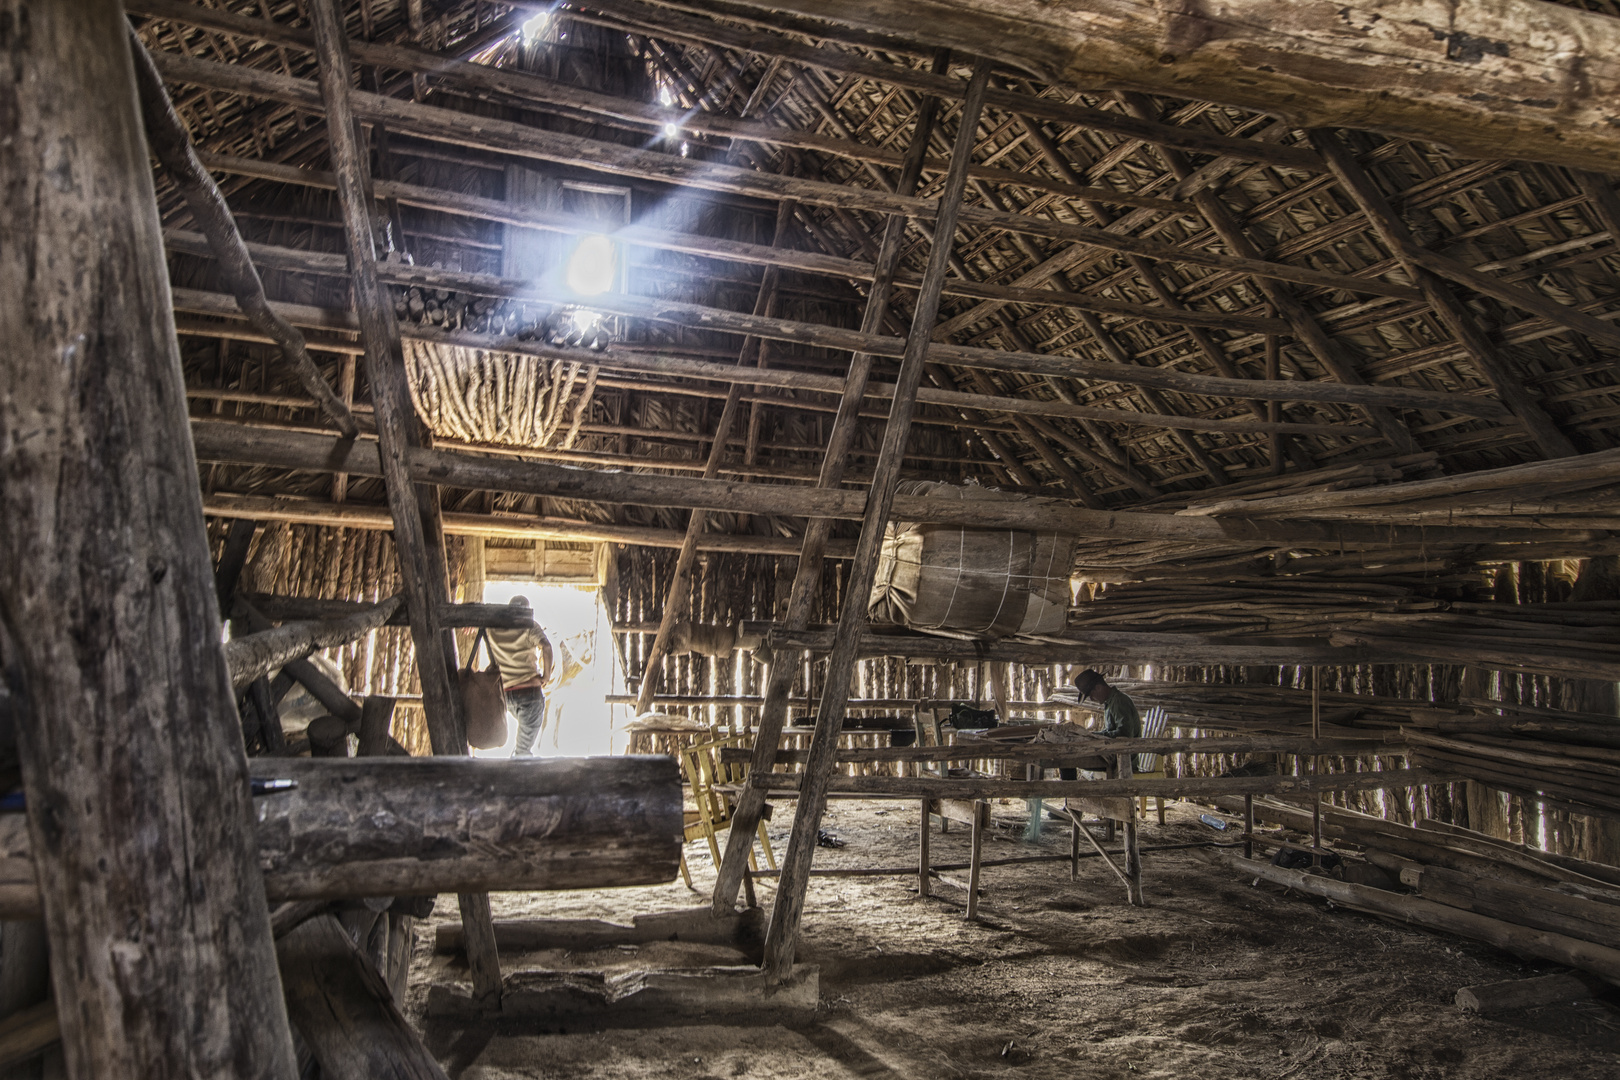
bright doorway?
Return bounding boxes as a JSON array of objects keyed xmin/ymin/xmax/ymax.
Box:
[{"xmin": 477, "ymin": 580, "xmax": 624, "ymax": 758}]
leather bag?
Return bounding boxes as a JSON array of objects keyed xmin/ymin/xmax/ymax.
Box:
[{"xmin": 459, "ymin": 628, "xmax": 508, "ymax": 750}]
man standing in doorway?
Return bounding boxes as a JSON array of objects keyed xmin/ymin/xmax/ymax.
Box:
[{"xmin": 488, "ymin": 595, "xmax": 554, "ymax": 755}]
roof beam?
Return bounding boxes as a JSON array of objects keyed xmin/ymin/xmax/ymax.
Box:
[
  {"xmin": 690, "ymin": 0, "xmax": 1620, "ymax": 173},
  {"xmin": 186, "ymin": 419, "xmax": 1605, "ymax": 548},
  {"xmin": 146, "ymin": 49, "xmax": 1412, "ymax": 300}
]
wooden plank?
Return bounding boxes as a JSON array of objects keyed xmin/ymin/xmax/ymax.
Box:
[
  {"xmin": 1065, "ymin": 795, "xmax": 1137, "ymax": 821},
  {"xmin": 0, "ymin": 3, "xmax": 299, "ymax": 1074},
  {"xmin": 1455, "ymin": 973, "xmax": 1592, "ymax": 1015},
  {"xmin": 1400, "ymin": 865, "xmax": 1620, "ymax": 946},
  {"xmin": 762, "ymin": 61, "xmax": 995, "ymax": 979},
  {"xmin": 719, "ymin": 735, "xmax": 1399, "ymax": 765},
  {"xmin": 1222, "ymin": 853, "xmax": 1620, "ymax": 984}
]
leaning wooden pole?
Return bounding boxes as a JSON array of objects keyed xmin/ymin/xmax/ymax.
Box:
[
  {"xmin": 306, "ymin": 0, "xmax": 502, "ymax": 1003},
  {"xmin": 128, "ymin": 33, "xmax": 359, "ymax": 440},
  {"xmin": 1309, "ymin": 129, "xmax": 1578, "ymax": 460},
  {"xmin": 711, "ymin": 51, "xmax": 951, "ymax": 915},
  {"xmin": 0, "ymin": 3, "xmax": 298, "ymax": 1076},
  {"xmin": 631, "ymin": 200, "xmax": 794, "ymax": 716},
  {"xmin": 761, "ymin": 58, "xmax": 995, "ymax": 978}
]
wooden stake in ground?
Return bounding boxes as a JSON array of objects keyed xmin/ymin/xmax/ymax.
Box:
[
  {"xmin": 0, "ymin": 3, "xmax": 297, "ymax": 1075},
  {"xmin": 306, "ymin": 0, "xmax": 501, "ymax": 1003},
  {"xmin": 761, "ymin": 57, "xmax": 995, "ymax": 979}
]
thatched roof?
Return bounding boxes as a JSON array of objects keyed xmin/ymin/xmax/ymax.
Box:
[{"xmin": 146, "ymin": 0, "xmax": 1620, "ymax": 577}]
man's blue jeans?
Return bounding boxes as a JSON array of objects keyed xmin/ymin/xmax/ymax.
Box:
[{"xmin": 508, "ymin": 686, "xmax": 546, "ymax": 755}]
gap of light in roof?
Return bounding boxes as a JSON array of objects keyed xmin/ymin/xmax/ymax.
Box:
[
  {"xmin": 565, "ymin": 234, "xmax": 617, "ymax": 297},
  {"xmin": 520, "ymin": 11, "xmax": 551, "ymax": 43}
]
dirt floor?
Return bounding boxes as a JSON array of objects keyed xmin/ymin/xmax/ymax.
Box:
[{"xmin": 410, "ymin": 799, "xmax": 1620, "ymax": 1079}]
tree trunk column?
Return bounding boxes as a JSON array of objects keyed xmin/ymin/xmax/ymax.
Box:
[{"xmin": 0, "ymin": 4, "xmax": 297, "ymax": 1076}]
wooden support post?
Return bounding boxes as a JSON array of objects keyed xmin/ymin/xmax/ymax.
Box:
[
  {"xmin": 277, "ymin": 915, "xmax": 449, "ymax": 1080},
  {"xmin": 918, "ymin": 798, "xmax": 932, "ymax": 898},
  {"xmin": 358, "ymin": 695, "xmax": 399, "ymax": 757},
  {"xmin": 0, "ymin": 3, "xmax": 298, "ymax": 1074},
  {"xmin": 1310, "ymin": 130, "xmax": 1577, "ymax": 460},
  {"xmin": 1244, "ymin": 794, "xmax": 1255, "ymax": 860},
  {"xmin": 632, "ymin": 199, "xmax": 794, "ymax": 715},
  {"xmin": 214, "ymin": 517, "xmax": 259, "ymax": 615},
  {"xmin": 966, "ymin": 802, "xmax": 985, "ymax": 920},
  {"xmin": 710, "ymin": 49, "xmax": 953, "ymax": 916},
  {"xmin": 1071, "ymin": 814, "xmax": 1082, "ymax": 880},
  {"xmin": 306, "ymin": 0, "xmax": 499, "ymax": 1003},
  {"xmin": 1120, "ymin": 752, "xmax": 1145, "ymax": 906},
  {"xmin": 1312, "ymin": 666, "xmax": 1323, "ymax": 869},
  {"xmin": 761, "ymin": 58, "xmax": 994, "ymax": 979}
]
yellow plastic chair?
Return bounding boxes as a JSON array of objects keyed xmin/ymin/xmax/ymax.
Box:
[
  {"xmin": 677, "ymin": 731, "xmax": 777, "ymax": 888},
  {"xmin": 1135, "ymin": 706, "xmax": 1170, "ymax": 824}
]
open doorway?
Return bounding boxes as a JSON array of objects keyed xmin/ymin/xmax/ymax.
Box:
[{"xmin": 476, "ymin": 580, "xmax": 624, "ymax": 758}]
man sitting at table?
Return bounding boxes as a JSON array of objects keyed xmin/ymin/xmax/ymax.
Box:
[
  {"xmin": 1059, "ymin": 668, "xmax": 1142, "ymax": 778},
  {"xmin": 1074, "ymin": 668, "xmax": 1142, "ymax": 741}
]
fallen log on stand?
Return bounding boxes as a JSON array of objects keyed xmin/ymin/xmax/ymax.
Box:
[{"xmin": 0, "ymin": 757, "xmax": 682, "ymax": 918}]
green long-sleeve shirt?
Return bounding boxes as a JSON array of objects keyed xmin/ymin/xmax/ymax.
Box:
[{"xmin": 1101, "ymin": 688, "xmax": 1141, "ymax": 740}]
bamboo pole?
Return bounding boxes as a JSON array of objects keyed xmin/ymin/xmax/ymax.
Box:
[{"xmin": 762, "ymin": 59, "xmax": 995, "ymax": 978}]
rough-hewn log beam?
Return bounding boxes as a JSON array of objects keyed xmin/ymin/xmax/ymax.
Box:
[
  {"xmin": 699, "ymin": 0, "xmax": 1620, "ymax": 173},
  {"xmin": 187, "ymin": 420, "xmax": 1602, "ymax": 547},
  {"xmin": 224, "ymin": 596, "xmax": 402, "ymax": 689},
  {"xmin": 201, "ymin": 491, "xmax": 858, "ymax": 556},
  {"xmin": 167, "ymin": 282, "xmax": 1508, "ymax": 422},
  {"xmin": 0, "ymin": 3, "xmax": 298, "ymax": 1074},
  {"xmin": 0, "ymin": 756, "xmax": 684, "ymax": 918}
]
